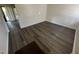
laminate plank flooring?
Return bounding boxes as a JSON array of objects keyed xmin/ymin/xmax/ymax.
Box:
[
  {"xmin": 21, "ymin": 21, "xmax": 75, "ymax": 53},
  {"xmin": 9, "ymin": 21, "xmax": 75, "ymax": 54}
]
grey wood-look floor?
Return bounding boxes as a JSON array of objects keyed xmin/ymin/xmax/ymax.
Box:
[{"xmin": 8, "ymin": 21, "xmax": 75, "ymax": 54}]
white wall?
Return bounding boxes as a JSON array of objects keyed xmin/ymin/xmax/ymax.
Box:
[
  {"xmin": 47, "ymin": 4, "xmax": 79, "ymax": 29},
  {"xmin": 0, "ymin": 8, "xmax": 9, "ymax": 53},
  {"xmin": 72, "ymin": 27, "xmax": 79, "ymax": 53},
  {"xmin": 0, "ymin": 20, "xmax": 9, "ymax": 54},
  {"xmin": 15, "ymin": 4, "xmax": 47, "ymax": 28}
]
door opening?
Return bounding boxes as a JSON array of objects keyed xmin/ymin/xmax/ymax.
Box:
[{"xmin": 1, "ymin": 6, "xmax": 16, "ymax": 22}]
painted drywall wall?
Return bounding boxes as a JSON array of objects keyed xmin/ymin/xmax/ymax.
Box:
[
  {"xmin": 47, "ymin": 4, "xmax": 79, "ymax": 29},
  {"xmin": 0, "ymin": 9, "xmax": 9, "ymax": 53},
  {"xmin": 15, "ymin": 4, "xmax": 47, "ymax": 28},
  {"xmin": 0, "ymin": 20, "xmax": 8, "ymax": 54},
  {"xmin": 72, "ymin": 27, "xmax": 79, "ymax": 54}
]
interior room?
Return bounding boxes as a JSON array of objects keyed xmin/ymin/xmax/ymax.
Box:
[{"xmin": 0, "ymin": 4, "xmax": 79, "ymax": 54}]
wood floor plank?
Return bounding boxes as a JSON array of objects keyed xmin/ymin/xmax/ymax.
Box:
[
  {"xmin": 40, "ymin": 22, "xmax": 75, "ymax": 43},
  {"xmin": 9, "ymin": 21, "xmax": 75, "ymax": 54},
  {"xmin": 31, "ymin": 25, "xmax": 72, "ymax": 53},
  {"xmin": 26, "ymin": 27, "xmax": 50, "ymax": 53},
  {"xmin": 37, "ymin": 23, "xmax": 73, "ymax": 44}
]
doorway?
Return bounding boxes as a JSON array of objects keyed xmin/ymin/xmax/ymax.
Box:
[
  {"xmin": 1, "ymin": 6, "xmax": 16, "ymax": 22},
  {"xmin": 0, "ymin": 4, "xmax": 21, "ymax": 31}
]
